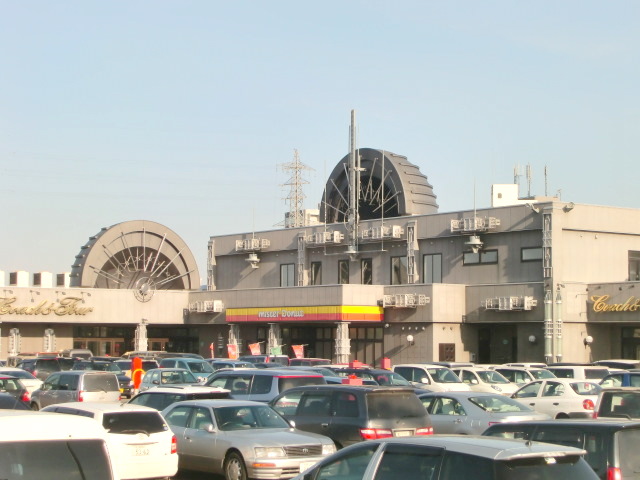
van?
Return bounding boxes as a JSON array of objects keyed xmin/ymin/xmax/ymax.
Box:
[
  {"xmin": 392, "ymin": 364, "xmax": 470, "ymax": 392},
  {"xmin": 483, "ymin": 419, "xmax": 640, "ymax": 480},
  {"xmin": 0, "ymin": 410, "xmax": 119, "ymax": 479},
  {"xmin": 30, "ymin": 371, "xmax": 121, "ymax": 410},
  {"xmin": 545, "ymin": 365, "xmax": 610, "ymax": 380},
  {"xmin": 206, "ymin": 368, "xmax": 326, "ymax": 402},
  {"xmin": 59, "ymin": 348, "xmax": 93, "ymax": 360}
]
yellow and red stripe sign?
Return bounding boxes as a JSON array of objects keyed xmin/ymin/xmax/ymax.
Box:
[{"xmin": 226, "ymin": 305, "xmax": 383, "ymax": 323}]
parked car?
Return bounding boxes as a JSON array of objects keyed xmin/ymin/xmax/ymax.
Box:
[
  {"xmin": 503, "ymin": 362, "xmax": 548, "ymax": 368},
  {"xmin": 157, "ymin": 357, "xmax": 215, "ymax": 382},
  {"xmin": 15, "ymin": 356, "xmax": 69, "ymax": 380},
  {"xmin": 452, "ymin": 367, "xmax": 519, "ymax": 396},
  {"xmin": 270, "ymin": 385, "xmax": 433, "ymax": 448},
  {"xmin": 162, "ymin": 399, "xmax": 336, "ymax": 479},
  {"xmin": 0, "ymin": 392, "xmax": 30, "ymax": 410},
  {"xmin": 58, "ymin": 348, "xmax": 93, "ymax": 359},
  {"xmin": 417, "ymin": 391, "xmax": 550, "ymax": 434},
  {"xmin": 392, "ymin": 364, "xmax": 470, "ymax": 392},
  {"xmin": 491, "ymin": 366, "xmax": 556, "ymax": 386},
  {"xmin": 593, "ymin": 359, "xmax": 640, "ymax": 370},
  {"xmin": 327, "ymin": 367, "xmax": 424, "ymax": 390},
  {"xmin": 593, "ymin": 387, "xmax": 640, "ymax": 420},
  {"xmin": 71, "ymin": 360, "xmax": 133, "ymax": 398},
  {"xmin": 511, "ymin": 378, "xmax": 601, "ymax": 418},
  {"xmin": 128, "ymin": 385, "xmax": 231, "ymax": 411},
  {"xmin": 599, "ymin": 371, "xmax": 640, "ymax": 388},
  {"xmin": 0, "ymin": 375, "xmax": 30, "ymax": 406},
  {"xmin": 238, "ymin": 354, "xmax": 291, "ymax": 366},
  {"xmin": 113, "ymin": 358, "xmax": 159, "ymax": 378},
  {"xmin": 30, "ymin": 371, "xmax": 121, "ymax": 410},
  {"xmin": 483, "ymin": 419, "xmax": 640, "ymax": 480},
  {"xmin": 292, "ymin": 435, "xmax": 598, "ymax": 480},
  {"xmin": 0, "ymin": 366, "xmax": 42, "ymax": 393},
  {"xmin": 42, "ymin": 401, "xmax": 178, "ymax": 480},
  {"xmin": 0, "ymin": 410, "xmax": 119, "ymax": 480},
  {"xmin": 205, "ymin": 359, "xmax": 254, "ymax": 371},
  {"xmin": 139, "ymin": 367, "xmax": 199, "ymax": 392},
  {"xmin": 545, "ymin": 364, "xmax": 611, "ymax": 380},
  {"xmin": 206, "ymin": 368, "xmax": 326, "ymax": 402},
  {"xmin": 284, "ymin": 366, "xmax": 343, "ymax": 383},
  {"xmin": 289, "ymin": 358, "xmax": 331, "ymax": 367}
]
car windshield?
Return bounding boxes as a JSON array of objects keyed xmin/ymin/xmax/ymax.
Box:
[
  {"xmin": 374, "ymin": 372, "xmax": 411, "ymax": 386},
  {"xmin": 477, "ymin": 370, "xmax": 510, "ymax": 384},
  {"xmin": 103, "ymin": 411, "xmax": 167, "ymax": 434},
  {"xmin": 469, "ymin": 395, "xmax": 532, "ymax": 413},
  {"xmin": 367, "ymin": 392, "xmax": 427, "ymax": 420},
  {"xmin": 427, "ymin": 368, "xmax": 461, "ymax": 383},
  {"xmin": 160, "ymin": 370, "xmax": 197, "ymax": 384},
  {"xmin": 214, "ymin": 405, "xmax": 289, "ymax": 430},
  {"xmin": 569, "ymin": 382, "xmax": 601, "ymax": 395},
  {"xmin": 530, "ymin": 369, "xmax": 555, "ymax": 379},
  {"xmin": 187, "ymin": 361, "xmax": 214, "ymax": 373}
]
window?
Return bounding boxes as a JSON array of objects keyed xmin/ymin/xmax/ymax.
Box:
[
  {"xmin": 280, "ymin": 263, "xmax": 295, "ymax": 287},
  {"xmin": 391, "ymin": 256, "xmax": 407, "ymax": 285},
  {"xmin": 521, "ymin": 247, "xmax": 543, "ymax": 262},
  {"xmin": 463, "ymin": 250, "xmax": 498, "ymax": 265},
  {"xmin": 339, "ymin": 260, "xmax": 350, "ymax": 284},
  {"xmin": 630, "ymin": 251, "xmax": 640, "ymax": 281},
  {"xmin": 310, "ymin": 262, "xmax": 322, "ymax": 285},
  {"xmin": 361, "ymin": 258, "xmax": 372, "ymax": 285},
  {"xmin": 423, "ymin": 254, "xmax": 442, "ymax": 283}
]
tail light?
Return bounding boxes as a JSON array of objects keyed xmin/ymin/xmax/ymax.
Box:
[
  {"xmin": 360, "ymin": 428, "xmax": 393, "ymax": 440},
  {"xmin": 171, "ymin": 435, "xmax": 177, "ymax": 454},
  {"xmin": 78, "ymin": 390, "xmax": 84, "ymax": 402},
  {"xmin": 415, "ymin": 427, "xmax": 433, "ymax": 435},
  {"xmin": 607, "ymin": 467, "xmax": 622, "ymax": 480},
  {"xmin": 583, "ymin": 399, "xmax": 595, "ymax": 410},
  {"xmin": 593, "ymin": 411, "xmax": 598, "ymax": 419},
  {"xmin": 21, "ymin": 391, "xmax": 30, "ymax": 403}
]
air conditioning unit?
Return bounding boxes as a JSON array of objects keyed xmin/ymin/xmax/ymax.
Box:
[
  {"xmin": 483, "ymin": 296, "xmax": 538, "ymax": 311},
  {"xmin": 235, "ymin": 238, "xmax": 270, "ymax": 252},
  {"xmin": 451, "ymin": 216, "xmax": 501, "ymax": 233}
]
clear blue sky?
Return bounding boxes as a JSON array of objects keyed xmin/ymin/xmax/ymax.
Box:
[{"xmin": 2, "ymin": 1, "xmax": 639, "ymax": 284}]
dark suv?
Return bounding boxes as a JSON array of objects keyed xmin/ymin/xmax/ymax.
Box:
[
  {"xmin": 16, "ymin": 357, "xmax": 76, "ymax": 381},
  {"xmin": 270, "ymin": 385, "xmax": 433, "ymax": 448},
  {"xmin": 483, "ymin": 419, "xmax": 640, "ymax": 480}
]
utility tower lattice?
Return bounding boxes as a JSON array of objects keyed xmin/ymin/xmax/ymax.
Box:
[{"xmin": 280, "ymin": 149, "xmax": 314, "ymax": 228}]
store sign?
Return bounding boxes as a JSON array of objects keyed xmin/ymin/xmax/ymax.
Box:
[
  {"xmin": 591, "ymin": 295, "xmax": 640, "ymax": 313},
  {"xmin": 0, "ymin": 297, "xmax": 94, "ymax": 316},
  {"xmin": 226, "ymin": 305, "xmax": 384, "ymax": 323}
]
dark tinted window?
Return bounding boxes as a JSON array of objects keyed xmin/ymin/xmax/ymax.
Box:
[
  {"xmin": 59, "ymin": 374, "xmax": 79, "ymax": 390},
  {"xmin": 495, "ymin": 455, "xmax": 597, "ymax": 480},
  {"xmin": 367, "ymin": 392, "xmax": 426, "ymax": 420},
  {"xmin": 618, "ymin": 429, "xmax": 640, "ymax": 479},
  {"xmin": 585, "ymin": 369, "xmax": 609, "ymax": 380},
  {"xmin": 439, "ymin": 451, "xmax": 494, "ymax": 478},
  {"xmin": 315, "ymin": 443, "xmax": 378, "ymax": 479},
  {"xmin": 278, "ymin": 376, "xmax": 325, "ymax": 392},
  {"xmin": 0, "ymin": 439, "xmax": 113, "ymax": 480},
  {"xmin": 252, "ymin": 375, "xmax": 273, "ymax": 394},
  {"xmin": 374, "ymin": 444, "xmax": 443, "ymax": 480},
  {"xmin": 83, "ymin": 375, "xmax": 119, "ymax": 392},
  {"xmin": 103, "ymin": 411, "xmax": 167, "ymax": 434},
  {"xmin": 483, "ymin": 424, "xmax": 532, "ymax": 440}
]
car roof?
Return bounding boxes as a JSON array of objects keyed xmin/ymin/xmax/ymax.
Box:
[
  {"xmin": 365, "ymin": 435, "xmax": 586, "ymax": 459},
  {"xmin": 43, "ymin": 401, "xmax": 159, "ymax": 414},
  {"xmin": 393, "ymin": 364, "xmax": 454, "ymax": 369},
  {"xmin": 486, "ymin": 418, "xmax": 640, "ymax": 430},
  {"xmin": 418, "ymin": 391, "xmax": 508, "ymax": 399},
  {"xmin": 0, "ymin": 411, "xmax": 109, "ymax": 440},
  {"xmin": 523, "ymin": 378, "xmax": 599, "ymax": 385},
  {"xmin": 134, "ymin": 385, "xmax": 229, "ymax": 394},
  {"xmin": 273, "ymin": 384, "xmax": 417, "ymax": 394},
  {"xmin": 211, "ymin": 368, "xmax": 322, "ymax": 377},
  {"xmin": 165, "ymin": 399, "xmax": 266, "ymax": 408}
]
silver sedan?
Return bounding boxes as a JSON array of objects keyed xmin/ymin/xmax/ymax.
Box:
[
  {"xmin": 162, "ymin": 399, "xmax": 336, "ymax": 480},
  {"xmin": 418, "ymin": 391, "xmax": 550, "ymax": 434}
]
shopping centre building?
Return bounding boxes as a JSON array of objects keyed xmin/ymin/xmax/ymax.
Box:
[{"xmin": 2, "ymin": 144, "xmax": 640, "ymax": 366}]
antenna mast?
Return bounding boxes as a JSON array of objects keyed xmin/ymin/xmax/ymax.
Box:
[
  {"xmin": 526, "ymin": 164, "xmax": 532, "ymax": 198},
  {"xmin": 347, "ymin": 110, "xmax": 359, "ymax": 257},
  {"xmin": 280, "ymin": 148, "xmax": 313, "ymax": 228}
]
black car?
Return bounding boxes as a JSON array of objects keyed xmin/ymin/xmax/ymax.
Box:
[
  {"xmin": 482, "ymin": 419, "xmax": 640, "ymax": 480},
  {"xmin": 71, "ymin": 360, "xmax": 133, "ymax": 398},
  {"xmin": 16, "ymin": 357, "xmax": 76, "ymax": 381},
  {"xmin": 270, "ymin": 384, "xmax": 433, "ymax": 448}
]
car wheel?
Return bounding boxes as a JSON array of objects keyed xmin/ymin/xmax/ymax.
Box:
[
  {"xmin": 30, "ymin": 402, "xmax": 39, "ymax": 411},
  {"xmin": 224, "ymin": 452, "xmax": 248, "ymax": 480},
  {"xmin": 555, "ymin": 412, "xmax": 570, "ymax": 419}
]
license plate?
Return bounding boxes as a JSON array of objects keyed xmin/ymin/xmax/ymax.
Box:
[
  {"xmin": 394, "ymin": 430, "xmax": 411, "ymax": 437},
  {"xmin": 299, "ymin": 461, "xmax": 317, "ymax": 472},
  {"xmin": 134, "ymin": 446, "xmax": 150, "ymax": 456}
]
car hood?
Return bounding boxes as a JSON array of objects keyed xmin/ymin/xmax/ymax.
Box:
[{"xmin": 223, "ymin": 427, "xmax": 332, "ymax": 445}]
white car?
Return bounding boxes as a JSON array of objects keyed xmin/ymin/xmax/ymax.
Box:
[
  {"xmin": 511, "ymin": 378, "xmax": 602, "ymax": 419},
  {"xmin": 452, "ymin": 367, "xmax": 519, "ymax": 396},
  {"xmin": 42, "ymin": 401, "xmax": 178, "ymax": 480},
  {"xmin": 0, "ymin": 367, "xmax": 43, "ymax": 395},
  {"xmin": 392, "ymin": 364, "xmax": 470, "ymax": 392}
]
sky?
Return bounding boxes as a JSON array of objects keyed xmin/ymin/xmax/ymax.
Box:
[{"xmin": 2, "ymin": 1, "xmax": 639, "ymax": 284}]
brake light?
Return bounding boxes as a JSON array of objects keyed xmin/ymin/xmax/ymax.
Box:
[
  {"xmin": 593, "ymin": 411, "xmax": 598, "ymax": 419},
  {"xmin": 583, "ymin": 399, "xmax": 595, "ymax": 410},
  {"xmin": 415, "ymin": 427, "xmax": 433, "ymax": 436},
  {"xmin": 21, "ymin": 391, "xmax": 30, "ymax": 403},
  {"xmin": 607, "ymin": 466, "xmax": 622, "ymax": 480},
  {"xmin": 78, "ymin": 390, "xmax": 84, "ymax": 402},
  {"xmin": 360, "ymin": 428, "xmax": 393, "ymax": 440},
  {"xmin": 171, "ymin": 435, "xmax": 177, "ymax": 454}
]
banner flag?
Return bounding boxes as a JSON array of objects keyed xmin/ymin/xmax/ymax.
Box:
[
  {"xmin": 270, "ymin": 346, "xmax": 282, "ymax": 355},
  {"xmin": 249, "ymin": 343, "xmax": 262, "ymax": 355},
  {"xmin": 292, "ymin": 345, "xmax": 305, "ymax": 359},
  {"xmin": 227, "ymin": 344, "xmax": 238, "ymax": 359}
]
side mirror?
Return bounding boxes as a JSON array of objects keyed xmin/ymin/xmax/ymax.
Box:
[
  {"xmin": 420, "ymin": 377, "xmax": 430, "ymax": 384},
  {"xmin": 204, "ymin": 423, "xmax": 216, "ymax": 433},
  {"xmin": 289, "ymin": 420, "xmax": 296, "ymax": 428},
  {"xmin": 152, "ymin": 380, "xmax": 159, "ymax": 385},
  {"xmin": 470, "ymin": 378, "xmax": 479, "ymax": 385}
]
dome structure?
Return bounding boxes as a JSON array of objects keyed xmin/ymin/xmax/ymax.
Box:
[{"xmin": 319, "ymin": 148, "xmax": 438, "ymax": 223}]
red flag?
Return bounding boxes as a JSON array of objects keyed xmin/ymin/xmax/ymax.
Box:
[
  {"xmin": 292, "ymin": 345, "xmax": 305, "ymax": 359},
  {"xmin": 249, "ymin": 343, "xmax": 262, "ymax": 355},
  {"xmin": 227, "ymin": 344, "xmax": 238, "ymax": 360}
]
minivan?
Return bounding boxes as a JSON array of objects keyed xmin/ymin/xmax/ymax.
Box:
[
  {"xmin": 483, "ymin": 419, "xmax": 640, "ymax": 480},
  {"xmin": 157, "ymin": 357, "xmax": 214, "ymax": 382},
  {"xmin": 546, "ymin": 365, "xmax": 611, "ymax": 380},
  {"xmin": 0, "ymin": 410, "xmax": 119, "ymax": 479},
  {"xmin": 206, "ymin": 368, "xmax": 326, "ymax": 402},
  {"xmin": 270, "ymin": 385, "xmax": 433, "ymax": 448},
  {"xmin": 30, "ymin": 371, "xmax": 120, "ymax": 410},
  {"xmin": 392, "ymin": 364, "xmax": 470, "ymax": 392}
]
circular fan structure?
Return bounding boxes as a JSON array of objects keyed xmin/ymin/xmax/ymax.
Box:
[
  {"xmin": 70, "ymin": 220, "xmax": 200, "ymax": 291},
  {"xmin": 319, "ymin": 148, "xmax": 438, "ymax": 223}
]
